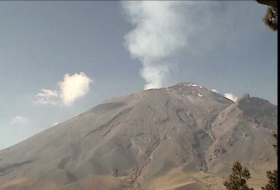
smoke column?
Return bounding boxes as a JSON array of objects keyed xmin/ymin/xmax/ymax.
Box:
[{"xmin": 121, "ymin": 1, "xmax": 190, "ymax": 89}]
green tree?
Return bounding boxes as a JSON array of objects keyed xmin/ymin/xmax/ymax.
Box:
[
  {"xmin": 256, "ymin": 0, "xmax": 278, "ymax": 31},
  {"xmin": 223, "ymin": 161, "xmax": 254, "ymax": 190},
  {"xmin": 261, "ymin": 133, "xmax": 277, "ymax": 190}
]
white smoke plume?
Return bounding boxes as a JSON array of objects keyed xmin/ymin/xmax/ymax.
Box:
[
  {"xmin": 122, "ymin": 1, "xmax": 192, "ymax": 90},
  {"xmin": 122, "ymin": 2, "xmax": 248, "ymax": 90}
]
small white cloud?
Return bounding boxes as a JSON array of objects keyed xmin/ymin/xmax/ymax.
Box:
[
  {"xmin": 59, "ymin": 72, "xmax": 92, "ymax": 106},
  {"xmin": 34, "ymin": 89, "xmax": 60, "ymax": 105},
  {"xmin": 52, "ymin": 122, "xmax": 59, "ymax": 126},
  {"xmin": 34, "ymin": 72, "xmax": 92, "ymax": 107},
  {"xmin": 224, "ymin": 93, "xmax": 238, "ymax": 102},
  {"xmin": 211, "ymin": 89, "xmax": 218, "ymax": 93},
  {"xmin": 10, "ymin": 116, "xmax": 30, "ymax": 125}
]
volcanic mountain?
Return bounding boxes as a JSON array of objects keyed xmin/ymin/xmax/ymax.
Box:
[{"xmin": 0, "ymin": 83, "xmax": 277, "ymax": 190}]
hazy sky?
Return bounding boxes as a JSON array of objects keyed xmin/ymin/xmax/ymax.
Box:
[{"xmin": 0, "ymin": 1, "xmax": 277, "ymax": 150}]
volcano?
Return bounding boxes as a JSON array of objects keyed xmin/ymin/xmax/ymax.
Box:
[{"xmin": 0, "ymin": 83, "xmax": 277, "ymax": 190}]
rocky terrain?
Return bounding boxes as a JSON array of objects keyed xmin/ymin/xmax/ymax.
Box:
[{"xmin": 0, "ymin": 83, "xmax": 277, "ymax": 190}]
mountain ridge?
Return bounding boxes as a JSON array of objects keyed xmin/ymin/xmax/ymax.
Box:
[{"xmin": 0, "ymin": 82, "xmax": 277, "ymax": 190}]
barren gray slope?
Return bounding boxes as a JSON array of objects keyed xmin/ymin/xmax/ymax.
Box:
[{"xmin": 0, "ymin": 83, "xmax": 277, "ymax": 189}]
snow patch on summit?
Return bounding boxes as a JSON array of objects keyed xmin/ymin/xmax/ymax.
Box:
[{"xmin": 183, "ymin": 83, "xmax": 199, "ymax": 87}]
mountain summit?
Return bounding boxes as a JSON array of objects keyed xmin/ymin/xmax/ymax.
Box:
[{"xmin": 0, "ymin": 83, "xmax": 277, "ymax": 190}]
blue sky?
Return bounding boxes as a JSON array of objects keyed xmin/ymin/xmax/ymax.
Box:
[{"xmin": 0, "ymin": 1, "xmax": 277, "ymax": 150}]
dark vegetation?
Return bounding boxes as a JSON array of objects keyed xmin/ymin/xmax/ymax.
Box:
[
  {"xmin": 223, "ymin": 161, "xmax": 254, "ymax": 190},
  {"xmin": 224, "ymin": 133, "xmax": 277, "ymax": 190},
  {"xmin": 256, "ymin": 0, "xmax": 278, "ymax": 31}
]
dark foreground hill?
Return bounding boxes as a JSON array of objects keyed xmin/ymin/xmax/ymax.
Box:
[{"xmin": 0, "ymin": 83, "xmax": 277, "ymax": 190}]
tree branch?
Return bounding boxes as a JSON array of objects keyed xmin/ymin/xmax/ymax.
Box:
[{"xmin": 256, "ymin": 0, "xmax": 277, "ymax": 9}]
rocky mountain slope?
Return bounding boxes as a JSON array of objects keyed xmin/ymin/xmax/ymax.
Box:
[{"xmin": 0, "ymin": 83, "xmax": 277, "ymax": 190}]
